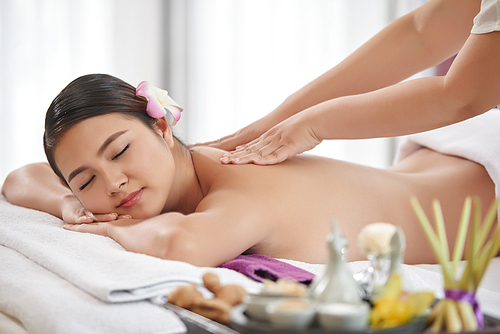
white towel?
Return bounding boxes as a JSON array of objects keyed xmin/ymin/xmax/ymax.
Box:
[
  {"xmin": 0, "ymin": 196, "xmax": 262, "ymax": 333},
  {"xmin": 0, "ymin": 197, "xmax": 261, "ymax": 302},
  {"xmin": 395, "ymin": 108, "xmax": 500, "ymax": 199},
  {"xmin": 0, "ymin": 245, "xmax": 186, "ymax": 334}
]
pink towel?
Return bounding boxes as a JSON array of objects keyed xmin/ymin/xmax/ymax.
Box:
[{"xmin": 219, "ymin": 254, "xmax": 315, "ymax": 285}]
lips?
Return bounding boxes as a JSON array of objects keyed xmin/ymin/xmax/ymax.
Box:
[{"xmin": 118, "ymin": 188, "xmax": 144, "ymax": 208}]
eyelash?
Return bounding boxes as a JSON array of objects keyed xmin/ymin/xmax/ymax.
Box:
[
  {"xmin": 79, "ymin": 175, "xmax": 95, "ymax": 191},
  {"xmin": 112, "ymin": 144, "xmax": 129, "ymax": 160},
  {"xmin": 79, "ymin": 144, "xmax": 130, "ymax": 191}
]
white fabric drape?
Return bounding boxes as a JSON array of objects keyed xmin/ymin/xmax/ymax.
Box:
[
  {"xmin": 0, "ymin": 0, "xmax": 164, "ymax": 182},
  {"xmin": 0, "ymin": 0, "xmax": 425, "ymax": 182},
  {"xmin": 169, "ymin": 0, "xmax": 398, "ymax": 169}
]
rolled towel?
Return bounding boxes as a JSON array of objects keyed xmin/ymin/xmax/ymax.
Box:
[
  {"xmin": 395, "ymin": 108, "xmax": 500, "ymax": 217},
  {"xmin": 219, "ymin": 254, "xmax": 315, "ymax": 284}
]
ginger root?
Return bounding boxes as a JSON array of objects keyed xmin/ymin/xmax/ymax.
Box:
[
  {"xmin": 167, "ymin": 272, "xmax": 248, "ymax": 325},
  {"xmin": 190, "ymin": 297, "xmax": 232, "ymax": 325},
  {"xmin": 202, "ymin": 272, "xmax": 247, "ymax": 306},
  {"xmin": 167, "ymin": 283, "xmax": 203, "ymax": 309},
  {"xmin": 214, "ymin": 284, "xmax": 248, "ymax": 306}
]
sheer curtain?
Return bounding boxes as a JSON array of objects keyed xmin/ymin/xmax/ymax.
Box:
[
  {"xmin": 166, "ymin": 0, "xmax": 427, "ymax": 168},
  {"xmin": 0, "ymin": 0, "xmax": 425, "ymax": 182},
  {"xmin": 0, "ymin": 0, "xmax": 165, "ymax": 182}
]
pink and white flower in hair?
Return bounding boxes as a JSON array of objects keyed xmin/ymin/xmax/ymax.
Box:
[{"xmin": 136, "ymin": 81, "xmax": 183, "ymax": 125}]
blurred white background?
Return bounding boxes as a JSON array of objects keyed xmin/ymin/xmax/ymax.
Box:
[{"xmin": 0, "ymin": 0, "xmax": 427, "ymax": 183}]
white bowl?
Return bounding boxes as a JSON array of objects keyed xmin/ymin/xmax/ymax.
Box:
[
  {"xmin": 243, "ymin": 295, "xmax": 287, "ymax": 322},
  {"xmin": 317, "ymin": 302, "xmax": 370, "ymax": 331},
  {"xmin": 265, "ymin": 298, "xmax": 316, "ymax": 329}
]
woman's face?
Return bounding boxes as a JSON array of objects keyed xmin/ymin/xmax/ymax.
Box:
[{"xmin": 54, "ymin": 113, "xmax": 175, "ymax": 218}]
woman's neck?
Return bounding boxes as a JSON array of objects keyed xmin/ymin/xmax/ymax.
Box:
[{"xmin": 163, "ymin": 142, "xmax": 204, "ymax": 215}]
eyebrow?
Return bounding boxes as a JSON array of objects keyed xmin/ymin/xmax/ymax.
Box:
[{"xmin": 67, "ymin": 130, "xmax": 128, "ymax": 183}]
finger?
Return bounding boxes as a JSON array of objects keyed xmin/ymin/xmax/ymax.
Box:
[
  {"xmin": 63, "ymin": 222, "xmax": 108, "ymax": 237},
  {"xmin": 72, "ymin": 209, "xmax": 98, "ymax": 224},
  {"xmin": 93, "ymin": 213, "xmax": 119, "ymax": 222},
  {"xmin": 221, "ymin": 146, "xmax": 262, "ymax": 164},
  {"xmin": 253, "ymin": 146, "xmax": 293, "ymax": 165},
  {"xmin": 235, "ymin": 136, "xmax": 261, "ymax": 151},
  {"xmin": 118, "ymin": 214, "xmax": 133, "ymax": 219},
  {"xmin": 221, "ymin": 138, "xmax": 265, "ymax": 162},
  {"xmin": 75, "ymin": 215, "xmax": 94, "ymax": 224},
  {"xmin": 223, "ymin": 137, "xmax": 279, "ymax": 164}
]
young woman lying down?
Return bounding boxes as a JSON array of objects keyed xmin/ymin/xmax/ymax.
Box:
[{"xmin": 1, "ymin": 74, "xmax": 495, "ymax": 267}]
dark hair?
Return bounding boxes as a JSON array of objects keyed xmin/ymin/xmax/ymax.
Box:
[{"xmin": 44, "ymin": 73, "xmax": 176, "ymax": 182}]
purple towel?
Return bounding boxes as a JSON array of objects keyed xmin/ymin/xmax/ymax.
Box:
[{"xmin": 219, "ymin": 254, "xmax": 315, "ymax": 285}]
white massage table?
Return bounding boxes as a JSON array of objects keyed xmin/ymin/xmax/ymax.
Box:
[{"xmin": 0, "ymin": 194, "xmax": 499, "ymax": 334}]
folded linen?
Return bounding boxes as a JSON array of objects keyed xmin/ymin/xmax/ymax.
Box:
[
  {"xmin": 395, "ymin": 108, "xmax": 500, "ymax": 200},
  {"xmin": 0, "ymin": 245, "xmax": 185, "ymax": 334},
  {"xmin": 0, "ymin": 196, "xmax": 261, "ymax": 303},
  {"xmin": 0, "ymin": 195, "xmax": 263, "ymax": 333},
  {"xmin": 219, "ymin": 254, "xmax": 315, "ymax": 284}
]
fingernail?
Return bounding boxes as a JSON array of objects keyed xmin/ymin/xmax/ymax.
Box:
[
  {"xmin": 123, "ymin": 215, "xmax": 132, "ymax": 219},
  {"xmin": 221, "ymin": 156, "xmax": 229, "ymax": 163}
]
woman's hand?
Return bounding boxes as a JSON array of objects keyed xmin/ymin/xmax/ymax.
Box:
[
  {"xmin": 220, "ymin": 112, "xmax": 322, "ymax": 165},
  {"xmin": 60, "ymin": 194, "xmax": 131, "ymax": 225},
  {"xmin": 63, "ymin": 218, "xmax": 140, "ymax": 238},
  {"xmin": 190, "ymin": 115, "xmax": 277, "ymax": 151}
]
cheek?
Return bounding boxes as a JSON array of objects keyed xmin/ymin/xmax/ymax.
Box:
[
  {"xmin": 75, "ymin": 188, "xmax": 109, "ymax": 213},
  {"xmin": 134, "ymin": 142, "xmax": 174, "ymax": 182}
]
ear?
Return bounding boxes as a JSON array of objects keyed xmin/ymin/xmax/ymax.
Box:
[{"xmin": 156, "ymin": 117, "xmax": 175, "ymax": 149}]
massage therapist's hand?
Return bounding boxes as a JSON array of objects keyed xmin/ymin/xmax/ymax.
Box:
[
  {"xmin": 220, "ymin": 112, "xmax": 322, "ymax": 165},
  {"xmin": 190, "ymin": 115, "xmax": 276, "ymax": 151},
  {"xmin": 60, "ymin": 193, "xmax": 131, "ymax": 225}
]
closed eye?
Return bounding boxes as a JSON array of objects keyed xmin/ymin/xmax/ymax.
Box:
[
  {"xmin": 79, "ymin": 175, "xmax": 95, "ymax": 191},
  {"xmin": 112, "ymin": 144, "xmax": 129, "ymax": 160}
]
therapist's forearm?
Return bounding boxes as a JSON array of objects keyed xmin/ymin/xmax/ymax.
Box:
[
  {"xmin": 309, "ymin": 76, "xmax": 469, "ymax": 140},
  {"xmin": 309, "ymin": 29, "xmax": 500, "ymax": 140}
]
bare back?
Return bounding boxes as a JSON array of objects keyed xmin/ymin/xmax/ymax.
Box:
[{"xmin": 192, "ymin": 147, "xmax": 495, "ymax": 265}]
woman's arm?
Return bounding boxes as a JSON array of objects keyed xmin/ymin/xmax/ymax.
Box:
[
  {"xmin": 200, "ymin": 0, "xmax": 480, "ymax": 151},
  {"xmin": 63, "ymin": 194, "xmax": 267, "ymax": 267},
  {"xmin": 2, "ymin": 163, "xmax": 120, "ymax": 223}
]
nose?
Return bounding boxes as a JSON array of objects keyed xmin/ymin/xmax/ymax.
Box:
[{"xmin": 103, "ymin": 170, "xmax": 128, "ymax": 196}]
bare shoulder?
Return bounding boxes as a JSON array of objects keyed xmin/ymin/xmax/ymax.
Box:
[{"xmin": 190, "ymin": 146, "xmax": 226, "ymax": 162}]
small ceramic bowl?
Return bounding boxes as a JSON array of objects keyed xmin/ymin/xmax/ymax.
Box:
[
  {"xmin": 265, "ymin": 298, "xmax": 316, "ymax": 329},
  {"xmin": 243, "ymin": 294, "xmax": 287, "ymax": 322},
  {"xmin": 317, "ymin": 302, "xmax": 370, "ymax": 331}
]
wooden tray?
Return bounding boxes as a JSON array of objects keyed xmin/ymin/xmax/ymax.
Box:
[{"xmin": 163, "ymin": 302, "xmax": 500, "ymax": 334}]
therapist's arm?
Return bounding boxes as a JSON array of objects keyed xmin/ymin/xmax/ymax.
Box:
[
  {"xmin": 224, "ymin": 29, "xmax": 500, "ymax": 165},
  {"xmin": 273, "ymin": 0, "xmax": 480, "ymax": 122},
  {"xmin": 311, "ymin": 30, "xmax": 500, "ymax": 140},
  {"xmin": 204, "ymin": 0, "xmax": 480, "ymax": 151}
]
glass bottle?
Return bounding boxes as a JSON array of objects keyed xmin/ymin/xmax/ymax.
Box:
[{"xmin": 309, "ymin": 219, "xmax": 363, "ymax": 303}]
